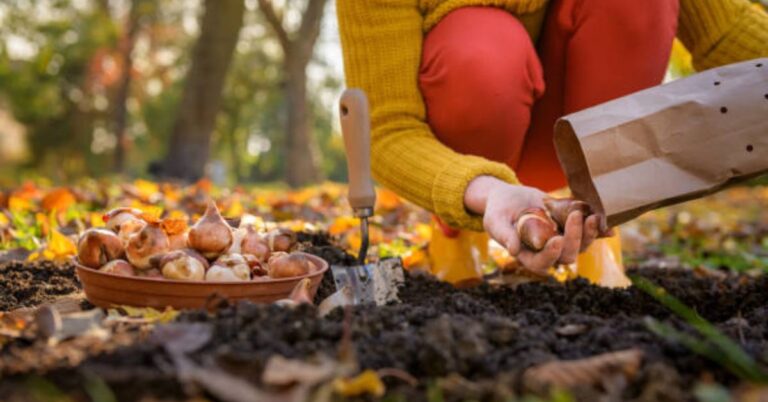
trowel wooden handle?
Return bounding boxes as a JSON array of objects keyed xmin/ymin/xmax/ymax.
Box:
[{"xmin": 340, "ymin": 89, "xmax": 376, "ymax": 213}]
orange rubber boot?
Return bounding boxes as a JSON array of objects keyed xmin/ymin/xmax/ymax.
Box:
[
  {"xmin": 427, "ymin": 217, "xmax": 489, "ymax": 288},
  {"xmin": 574, "ymin": 231, "xmax": 630, "ymax": 288}
]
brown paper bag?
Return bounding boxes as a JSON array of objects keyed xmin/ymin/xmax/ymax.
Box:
[{"xmin": 554, "ymin": 58, "xmax": 768, "ymax": 227}]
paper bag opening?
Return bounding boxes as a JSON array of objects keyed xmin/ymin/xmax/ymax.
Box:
[{"xmin": 554, "ymin": 58, "xmax": 768, "ymax": 227}]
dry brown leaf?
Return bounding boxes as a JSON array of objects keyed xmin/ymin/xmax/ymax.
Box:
[
  {"xmin": 262, "ymin": 355, "xmax": 338, "ymax": 387},
  {"xmin": 523, "ymin": 348, "xmax": 644, "ymax": 392}
]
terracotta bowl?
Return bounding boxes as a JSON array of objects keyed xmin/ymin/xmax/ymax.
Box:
[{"xmin": 75, "ymin": 252, "xmax": 328, "ymax": 309}]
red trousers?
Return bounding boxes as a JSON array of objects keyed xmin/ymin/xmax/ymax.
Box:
[{"xmin": 419, "ymin": 0, "xmax": 679, "ymax": 192}]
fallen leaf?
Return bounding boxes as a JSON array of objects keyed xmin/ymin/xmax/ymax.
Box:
[
  {"xmin": 28, "ymin": 230, "xmax": 77, "ymax": 262},
  {"xmin": 41, "ymin": 188, "xmax": 76, "ymax": 213},
  {"xmin": 375, "ymin": 188, "xmax": 401, "ymax": 211},
  {"xmin": 523, "ymin": 349, "xmax": 644, "ymax": 393},
  {"xmin": 333, "ymin": 369, "xmax": 385, "ymax": 398},
  {"xmin": 318, "ymin": 286, "xmax": 354, "ymax": 317},
  {"xmin": 328, "ymin": 216, "xmax": 358, "ymax": 236},
  {"xmin": 161, "ymin": 218, "xmax": 188, "ymax": 236},
  {"xmin": 109, "ymin": 306, "xmax": 179, "ymax": 324},
  {"xmin": 555, "ymin": 324, "xmax": 588, "ymax": 337},
  {"xmin": 133, "ymin": 179, "xmax": 160, "ymax": 200},
  {"xmin": 262, "ymin": 355, "xmax": 338, "ymax": 387},
  {"xmin": 151, "ymin": 322, "xmax": 212, "ymax": 354}
]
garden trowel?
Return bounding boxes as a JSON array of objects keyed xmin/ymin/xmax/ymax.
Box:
[{"xmin": 329, "ymin": 89, "xmax": 403, "ymax": 306}]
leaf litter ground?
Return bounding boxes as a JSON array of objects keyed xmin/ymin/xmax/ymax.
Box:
[{"xmin": 1, "ymin": 241, "xmax": 768, "ymax": 401}]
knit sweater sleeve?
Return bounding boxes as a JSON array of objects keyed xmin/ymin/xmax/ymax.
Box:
[
  {"xmin": 678, "ymin": 0, "xmax": 768, "ymax": 70},
  {"xmin": 336, "ymin": 0, "xmax": 519, "ymax": 231}
]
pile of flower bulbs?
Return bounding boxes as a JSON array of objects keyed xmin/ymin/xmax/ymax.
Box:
[{"xmin": 76, "ymin": 201, "xmax": 316, "ymax": 282}]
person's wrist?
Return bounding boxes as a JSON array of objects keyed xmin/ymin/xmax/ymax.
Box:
[{"xmin": 464, "ymin": 175, "xmax": 508, "ymax": 215}]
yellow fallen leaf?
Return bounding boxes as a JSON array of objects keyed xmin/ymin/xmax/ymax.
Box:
[
  {"xmin": 133, "ymin": 179, "xmax": 159, "ymax": 200},
  {"xmin": 224, "ymin": 198, "xmax": 244, "ymax": 217},
  {"xmin": 333, "ymin": 370, "xmax": 385, "ymax": 398},
  {"xmin": 29, "ymin": 229, "xmax": 77, "ymax": 262},
  {"xmin": 89, "ymin": 212, "xmax": 105, "ymax": 227},
  {"xmin": 8, "ymin": 196, "xmax": 33, "ymax": 212},
  {"xmin": 114, "ymin": 306, "xmax": 179, "ymax": 324},
  {"xmin": 130, "ymin": 202, "xmax": 163, "ymax": 221},
  {"xmin": 0, "ymin": 213, "xmax": 8, "ymax": 226},
  {"xmin": 413, "ymin": 223, "xmax": 432, "ymax": 244},
  {"xmin": 402, "ymin": 248, "xmax": 428, "ymax": 270}
]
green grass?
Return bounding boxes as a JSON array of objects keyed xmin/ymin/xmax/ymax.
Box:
[{"xmin": 632, "ymin": 276, "xmax": 768, "ymax": 383}]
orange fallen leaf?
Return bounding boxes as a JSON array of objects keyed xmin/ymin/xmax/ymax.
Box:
[
  {"xmin": 375, "ymin": 188, "xmax": 401, "ymax": 211},
  {"xmin": 41, "ymin": 188, "xmax": 76, "ymax": 213},
  {"xmin": 194, "ymin": 178, "xmax": 212, "ymax": 194},
  {"xmin": 329, "ymin": 216, "xmax": 358, "ymax": 236},
  {"xmin": 161, "ymin": 218, "xmax": 188, "ymax": 235}
]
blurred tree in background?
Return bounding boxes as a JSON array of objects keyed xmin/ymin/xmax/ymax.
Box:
[
  {"xmin": 161, "ymin": 0, "xmax": 246, "ymax": 182},
  {"xmin": 0, "ymin": 0, "xmax": 343, "ymax": 186}
]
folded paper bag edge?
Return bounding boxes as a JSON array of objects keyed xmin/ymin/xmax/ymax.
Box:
[{"xmin": 554, "ymin": 57, "xmax": 768, "ymax": 227}]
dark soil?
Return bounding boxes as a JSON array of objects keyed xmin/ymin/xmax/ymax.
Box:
[
  {"xmin": 0, "ymin": 260, "xmax": 81, "ymax": 311},
  {"xmin": 1, "ymin": 242, "xmax": 768, "ymax": 401}
]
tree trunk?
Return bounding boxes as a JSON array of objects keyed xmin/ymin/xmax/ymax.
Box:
[
  {"xmin": 162, "ymin": 0, "xmax": 245, "ymax": 181},
  {"xmin": 284, "ymin": 55, "xmax": 321, "ymax": 187},
  {"xmin": 112, "ymin": 0, "xmax": 142, "ymax": 174},
  {"xmin": 257, "ymin": 0, "xmax": 329, "ymax": 188}
]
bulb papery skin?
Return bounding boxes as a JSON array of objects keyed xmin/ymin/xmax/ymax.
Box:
[
  {"xmin": 241, "ymin": 227, "xmax": 270, "ymax": 261},
  {"xmin": 228, "ymin": 228, "xmax": 246, "ymax": 254},
  {"xmin": 78, "ymin": 229, "xmax": 125, "ymax": 268},
  {"xmin": 243, "ymin": 254, "xmax": 268, "ymax": 277},
  {"xmin": 103, "ymin": 208, "xmax": 144, "ymax": 232},
  {"xmin": 99, "ymin": 260, "xmax": 135, "ymax": 277},
  {"xmin": 288, "ymin": 278, "xmax": 313, "ymax": 304},
  {"xmin": 268, "ymin": 253, "xmax": 312, "ymax": 279},
  {"xmin": 142, "ymin": 269, "xmax": 163, "ymax": 279},
  {"xmin": 161, "ymin": 255, "xmax": 205, "ymax": 281},
  {"xmin": 168, "ymin": 232, "xmax": 189, "ymax": 250},
  {"xmin": 543, "ymin": 197, "xmax": 592, "ymax": 230},
  {"xmin": 188, "ymin": 201, "xmax": 233, "ymax": 259},
  {"xmin": 205, "ymin": 265, "xmax": 249, "ymax": 281},
  {"xmin": 267, "ymin": 228, "xmax": 297, "ymax": 252},
  {"xmin": 516, "ymin": 208, "xmax": 558, "ymax": 252},
  {"xmin": 118, "ymin": 218, "xmax": 147, "ymax": 246},
  {"xmin": 126, "ymin": 224, "xmax": 170, "ymax": 270},
  {"xmin": 211, "ymin": 253, "xmax": 251, "ymax": 280},
  {"xmin": 180, "ymin": 248, "xmax": 210, "ymax": 270}
]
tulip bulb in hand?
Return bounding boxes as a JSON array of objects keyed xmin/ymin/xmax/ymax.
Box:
[
  {"xmin": 544, "ymin": 198, "xmax": 592, "ymax": 230},
  {"xmin": 516, "ymin": 208, "xmax": 558, "ymax": 252}
]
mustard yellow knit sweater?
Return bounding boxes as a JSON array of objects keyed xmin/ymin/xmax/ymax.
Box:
[{"xmin": 337, "ymin": 0, "xmax": 768, "ymax": 231}]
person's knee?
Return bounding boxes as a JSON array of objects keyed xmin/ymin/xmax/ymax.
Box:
[{"xmin": 420, "ymin": 9, "xmax": 544, "ymax": 130}]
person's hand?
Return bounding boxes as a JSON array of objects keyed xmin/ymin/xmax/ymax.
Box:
[{"xmin": 464, "ymin": 176, "xmax": 606, "ymax": 275}]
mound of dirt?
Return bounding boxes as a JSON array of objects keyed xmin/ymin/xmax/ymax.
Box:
[
  {"xmin": 0, "ymin": 260, "xmax": 81, "ymax": 311},
  {"xmin": 1, "ymin": 266, "xmax": 765, "ymax": 402}
]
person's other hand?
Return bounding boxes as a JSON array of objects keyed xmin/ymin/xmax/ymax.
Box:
[{"xmin": 464, "ymin": 176, "xmax": 605, "ymax": 275}]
